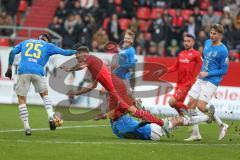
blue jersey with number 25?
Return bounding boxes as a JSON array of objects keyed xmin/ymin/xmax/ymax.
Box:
[{"xmin": 10, "ymin": 39, "xmax": 76, "ymax": 76}]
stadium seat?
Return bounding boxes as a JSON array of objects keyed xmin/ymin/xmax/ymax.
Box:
[
  {"xmin": 18, "ymin": 0, "xmax": 28, "ymax": 12},
  {"xmin": 200, "ymin": 10, "xmax": 207, "ymax": 15},
  {"xmin": 103, "ymin": 18, "xmax": 110, "ymax": 30},
  {"xmin": 139, "ymin": 20, "xmax": 151, "ymax": 32},
  {"xmin": 118, "ymin": 18, "xmax": 131, "ymax": 31},
  {"xmin": 167, "ymin": 9, "xmax": 176, "ymax": 17},
  {"xmin": 137, "ymin": 7, "xmax": 151, "ymax": 20},
  {"xmin": 151, "ymin": 8, "xmax": 164, "ymax": 19},
  {"xmin": 229, "ymin": 50, "xmax": 239, "ymax": 59},
  {"xmin": 115, "ymin": 0, "xmax": 122, "ymax": 5},
  {"xmin": 0, "ymin": 38, "xmax": 10, "ymax": 46},
  {"xmin": 200, "ymin": 0, "xmax": 210, "ymax": 10},
  {"xmin": 182, "ymin": 9, "xmax": 193, "ymax": 21},
  {"xmin": 214, "ymin": 11, "xmax": 223, "ymax": 16}
]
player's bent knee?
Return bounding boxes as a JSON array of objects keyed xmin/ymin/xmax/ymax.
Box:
[
  {"xmin": 188, "ymin": 96, "xmax": 197, "ymax": 109},
  {"xmin": 150, "ymin": 123, "xmax": 164, "ymax": 141},
  {"xmin": 40, "ymin": 90, "xmax": 48, "ymax": 98},
  {"xmin": 197, "ymin": 100, "xmax": 207, "ymax": 112}
]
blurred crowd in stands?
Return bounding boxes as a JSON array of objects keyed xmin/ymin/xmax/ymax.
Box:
[
  {"xmin": 0, "ymin": 0, "xmax": 239, "ymax": 61},
  {"xmin": 48, "ymin": 0, "xmax": 240, "ymax": 61},
  {"xmin": 0, "ymin": 0, "xmax": 32, "ymax": 35}
]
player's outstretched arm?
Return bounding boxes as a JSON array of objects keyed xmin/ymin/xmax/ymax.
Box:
[
  {"xmin": 68, "ymin": 81, "xmax": 98, "ymax": 96},
  {"xmin": 48, "ymin": 43, "xmax": 77, "ymax": 56},
  {"xmin": 60, "ymin": 63, "xmax": 88, "ymax": 72}
]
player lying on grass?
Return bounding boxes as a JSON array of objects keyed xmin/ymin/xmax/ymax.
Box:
[
  {"xmin": 5, "ymin": 33, "xmax": 76, "ymax": 135},
  {"xmin": 60, "ymin": 46, "xmax": 216, "ymax": 141}
]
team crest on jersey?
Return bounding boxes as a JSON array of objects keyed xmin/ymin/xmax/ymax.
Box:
[
  {"xmin": 212, "ymin": 51, "xmax": 217, "ymax": 57},
  {"xmin": 225, "ymin": 58, "xmax": 229, "ymax": 64}
]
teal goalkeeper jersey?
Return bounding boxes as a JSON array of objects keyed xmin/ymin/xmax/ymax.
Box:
[{"xmin": 9, "ymin": 39, "xmax": 77, "ymax": 76}]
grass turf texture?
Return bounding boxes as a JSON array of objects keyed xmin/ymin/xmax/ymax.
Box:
[{"xmin": 0, "ymin": 104, "xmax": 239, "ymax": 160}]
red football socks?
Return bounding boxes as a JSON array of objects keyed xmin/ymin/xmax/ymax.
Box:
[{"xmin": 133, "ymin": 109, "xmax": 164, "ymax": 126}]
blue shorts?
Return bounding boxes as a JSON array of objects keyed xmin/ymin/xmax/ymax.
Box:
[{"xmin": 110, "ymin": 115, "xmax": 151, "ymax": 140}]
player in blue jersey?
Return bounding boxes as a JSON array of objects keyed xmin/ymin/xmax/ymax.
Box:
[
  {"xmin": 94, "ymin": 30, "xmax": 138, "ymax": 120},
  {"xmin": 185, "ymin": 24, "xmax": 229, "ymax": 141},
  {"xmin": 112, "ymin": 30, "xmax": 137, "ymax": 81},
  {"xmin": 5, "ymin": 33, "xmax": 77, "ymax": 135}
]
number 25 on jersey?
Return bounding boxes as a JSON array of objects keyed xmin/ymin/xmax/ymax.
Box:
[{"xmin": 25, "ymin": 42, "xmax": 43, "ymax": 59}]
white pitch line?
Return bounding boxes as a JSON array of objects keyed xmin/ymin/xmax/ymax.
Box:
[
  {"xmin": 0, "ymin": 139, "xmax": 239, "ymax": 146},
  {"xmin": 0, "ymin": 124, "xmax": 109, "ymax": 133}
]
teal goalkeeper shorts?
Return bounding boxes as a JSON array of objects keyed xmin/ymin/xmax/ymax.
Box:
[{"xmin": 110, "ymin": 115, "xmax": 152, "ymax": 140}]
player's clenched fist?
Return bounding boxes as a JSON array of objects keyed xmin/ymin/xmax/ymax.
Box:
[{"xmin": 5, "ymin": 68, "xmax": 12, "ymax": 79}]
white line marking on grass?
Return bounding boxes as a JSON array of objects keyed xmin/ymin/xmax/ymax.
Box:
[
  {"xmin": 0, "ymin": 139, "xmax": 239, "ymax": 146},
  {"xmin": 0, "ymin": 124, "xmax": 109, "ymax": 133}
]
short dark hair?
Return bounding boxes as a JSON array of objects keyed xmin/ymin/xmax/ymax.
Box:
[
  {"xmin": 184, "ymin": 33, "xmax": 195, "ymax": 41},
  {"xmin": 210, "ymin": 24, "xmax": 224, "ymax": 34},
  {"xmin": 77, "ymin": 46, "xmax": 90, "ymax": 53},
  {"xmin": 39, "ymin": 33, "xmax": 51, "ymax": 42}
]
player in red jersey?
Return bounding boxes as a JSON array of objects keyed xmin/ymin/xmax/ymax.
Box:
[
  {"xmin": 60, "ymin": 46, "xmax": 165, "ymax": 127},
  {"xmin": 156, "ymin": 34, "xmax": 202, "ymax": 115}
]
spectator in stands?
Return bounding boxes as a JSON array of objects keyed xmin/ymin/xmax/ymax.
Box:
[
  {"xmin": 152, "ymin": 0, "xmax": 167, "ymax": 8},
  {"xmin": 92, "ymin": 27, "xmax": 109, "ymax": 51},
  {"xmin": 196, "ymin": 30, "xmax": 207, "ymax": 49},
  {"xmin": 147, "ymin": 41, "xmax": 159, "ymax": 56},
  {"xmin": 129, "ymin": 17, "xmax": 139, "ymax": 35},
  {"xmin": 0, "ymin": 11, "xmax": 13, "ymax": 36},
  {"xmin": 106, "ymin": 0, "xmax": 116, "ymax": 17},
  {"xmin": 80, "ymin": 0, "xmax": 94, "ymax": 9},
  {"xmin": 220, "ymin": 6, "xmax": 233, "ymax": 31},
  {"xmin": 62, "ymin": 14, "xmax": 78, "ymax": 48},
  {"xmin": 55, "ymin": 1, "xmax": 69, "ymax": 20},
  {"xmin": 148, "ymin": 13, "xmax": 166, "ymax": 47},
  {"xmin": 184, "ymin": 16, "xmax": 200, "ymax": 38},
  {"xmin": 171, "ymin": 9, "xmax": 184, "ymax": 42},
  {"xmin": 3, "ymin": 0, "xmax": 20, "ymax": 17},
  {"xmin": 166, "ymin": 39, "xmax": 180, "ymax": 57},
  {"xmin": 202, "ymin": 6, "xmax": 220, "ymax": 27},
  {"xmin": 136, "ymin": 33, "xmax": 147, "ymax": 55},
  {"xmin": 191, "ymin": 7, "xmax": 202, "ymax": 28},
  {"xmin": 76, "ymin": 14, "xmax": 94, "ymax": 48},
  {"xmin": 138, "ymin": 0, "xmax": 154, "ymax": 8},
  {"xmin": 230, "ymin": 13, "xmax": 240, "ymax": 50},
  {"xmin": 107, "ymin": 14, "xmax": 122, "ymax": 42},
  {"xmin": 168, "ymin": 0, "xmax": 183, "ymax": 8},
  {"xmin": 72, "ymin": 0, "xmax": 83, "ymax": 16},
  {"xmin": 121, "ymin": 0, "xmax": 135, "ymax": 19},
  {"xmin": 211, "ymin": 0, "xmax": 224, "ymax": 11},
  {"xmin": 184, "ymin": 0, "xmax": 199, "ymax": 9},
  {"xmin": 48, "ymin": 16, "xmax": 63, "ymax": 34},
  {"xmin": 89, "ymin": 0, "xmax": 105, "ymax": 28},
  {"xmin": 226, "ymin": 0, "xmax": 240, "ymax": 18}
]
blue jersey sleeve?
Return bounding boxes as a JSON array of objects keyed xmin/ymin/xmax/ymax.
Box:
[
  {"xmin": 8, "ymin": 42, "xmax": 22, "ymax": 65},
  {"xmin": 208, "ymin": 49, "xmax": 229, "ymax": 77},
  {"xmin": 47, "ymin": 43, "xmax": 77, "ymax": 56},
  {"xmin": 120, "ymin": 48, "xmax": 136, "ymax": 69}
]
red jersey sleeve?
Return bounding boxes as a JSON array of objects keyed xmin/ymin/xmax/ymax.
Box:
[
  {"xmin": 167, "ymin": 57, "xmax": 179, "ymax": 73},
  {"xmin": 193, "ymin": 51, "xmax": 202, "ymax": 77}
]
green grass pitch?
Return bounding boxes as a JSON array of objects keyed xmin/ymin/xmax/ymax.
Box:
[{"xmin": 0, "ymin": 104, "xmax": 239, "ymax": 160}]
